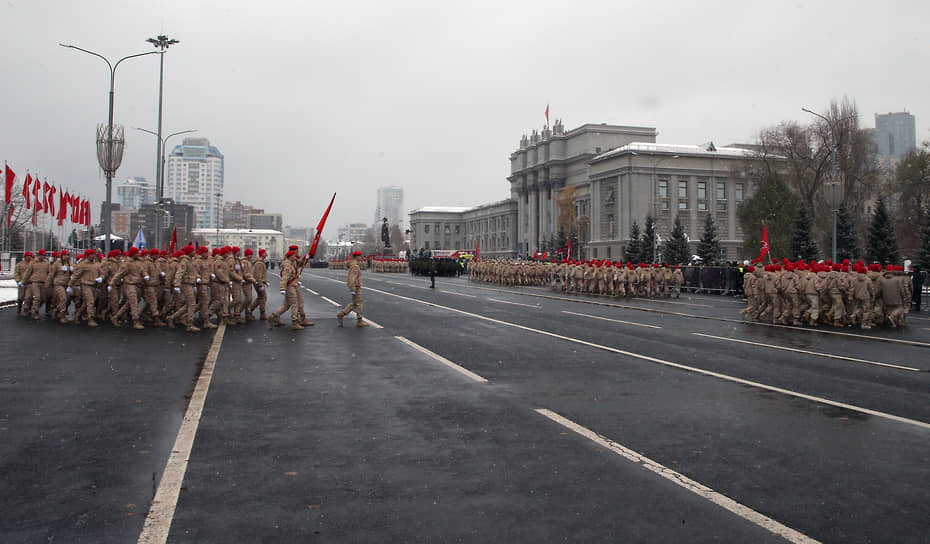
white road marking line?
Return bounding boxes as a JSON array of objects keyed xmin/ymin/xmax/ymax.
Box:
[
  {"xmin": 562, "ymin": 310, "xmax": 662, "ymax": 329},
  {"xmin": 395, "ymin": 336, "xmax": 487, "ymax": 383},
  {"xmin": 138, "ymin": 323, "xmax": 226, "ymax": 544},
  {"xmin": 360, "ymin": 285, "xmax": 930, "ymax": 430},
  {"xmin": 305, "ymin": 288, "xmax": 319, "ymax": 295},
  {"xmin": 536, "ymin": 409, "xmax": 820, "ymax": 544},
  {"xmin": 694, "ymin": 333, "xmax": 921, "ymax": 372},
  {"xmin": 441, "ymin": 290, "xmax": 477, "ymax": 298},
  {"xmin": 458, "ymin": 283, "xmax": 930, "ymax": 349},
  {"xmin": 487, "ymin": 298, "xmax": 540, "ymax": 308},
  {"xmin": 321, "ymin": 296, "xmax": 339, "ymax": 306}
]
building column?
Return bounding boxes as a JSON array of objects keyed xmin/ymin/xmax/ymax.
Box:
[{"xmin": 528, "ymin": 183, "xmax": 538, "ymax": 253}]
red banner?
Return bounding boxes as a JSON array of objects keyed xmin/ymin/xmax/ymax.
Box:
[{"xmin": 307, "ymin": 193, "xmax": 336, "ymax": 259}]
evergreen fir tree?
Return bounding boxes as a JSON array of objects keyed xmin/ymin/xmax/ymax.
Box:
[
  {"xmin": 833, "ymin": 202, "xmax": 860, "ymax": 262},
  {"xmin": 790, "ymin": 205, "xmax": 820, "ymax": 261},
  {"xmin": 642, "ymin": 215, "xmax": 657, "ymax": 263},
  {"xmin": 866, "ymin": 196, "xmax": 900, "ymax": 265},
  {"xmin": 626, "ymin": 221, "xmax": 642, "ymax": 263},
  {"xmin": 919, "ymin": 208, "xmax": 930, "ymax": 269},
  {"xmin": 697, "ymin": 214, "xmax": 721, "ymax": 264},
  {"xmin": 663, "ymin": 214, "xmax": 691, "ymax": 265}
]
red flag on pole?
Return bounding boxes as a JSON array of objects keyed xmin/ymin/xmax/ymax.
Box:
[
  {"xmin": 545, "ymin": 104, "xmax": 549, "ymax": 127},
  {"xmin": 46, "ymin": 184, "xmax": 57, "ymax": 217},
  {"xmin": 4, "ymin": 164, "xmax": 14, "ymax": 204},
  {"xmin": 307, "ymin": 192, "xmax": 336, "ymax": 259},
  {"xmin": 58, "ymin": 190, "xmax": 69, "ymax": 226},
  {"xmin": 169, "ymin": 227, "xmax": 177, "ymax": 252},
  {"xmin": 70, "ymin": 194, "xmax": 79, "ymax": 223},
  {"xmin": 42, "ymin": 181, "xmax": 51, "ymax": 214},
  {"xmin": 567, "ymin": 237, "xmax": 572, "ymax": 260},
  {"xmin": 83, "ymin": 199, "xmax": 91, "ymax": 226},
  {"xmin": 31, "ymin": 178, "xmax": 41, "ymax": 225},
  {"xmin": 23, "ymin": 174, "xmax": 32, "ymax": 209},
  {"xmin": 751, "ymin": 222, "xmax": 770, "ymax": 264},
  {"xmin": 474, "ymin": 240, "xmax": 479, "ymax": 262}
]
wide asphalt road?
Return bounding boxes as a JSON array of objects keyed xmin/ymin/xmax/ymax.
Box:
[{"xmin": 2, "ymin": 267, "xmax": 929, "ymax": 543}]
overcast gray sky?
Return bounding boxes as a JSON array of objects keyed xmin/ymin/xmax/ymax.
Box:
[{"xmin": 3, "ymin": 0, "xmax": 928, "ymax": 237}]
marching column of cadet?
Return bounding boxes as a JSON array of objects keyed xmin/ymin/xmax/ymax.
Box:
[
  {"xmin": 468, "ymin": 257, "xmax": 914, "ymax": 330},
  {"xmin": 469, "ymin": 259, "xmax": 685, "ymax": 298},
  {"xmin": 740, "ymin": 258, "xmax": 912, "ymax": 329},
  {"xmin": 11, "ymin": 243, "xmax": 303, "ymax": 332}
]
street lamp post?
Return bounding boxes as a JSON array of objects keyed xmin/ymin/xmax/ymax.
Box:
[
  {"xmin": 60, "ymin": 43, "xmax": 159, "ymax": 253},
  {"xmin": 635, "ymin": 152, "xmax": 679, "ymax": 263},
  {"xmin": 135, "ymin": 127, "xmax": 195, "ymax": 248},
  {"xmin": 146, "ymin": 36, "xmax": 179, "ymax": 204},
  {"xmin": 801, "ymin": 107, "xmax": 858, "ymax": 263}
]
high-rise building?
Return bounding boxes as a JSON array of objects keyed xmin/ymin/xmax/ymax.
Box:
[
  {"xmin": 374, "ymin": 186, "xmax": 404, "ymax": 229},
  {"xmin": 337, "ymin": 223, "xmax": 370, "ymax": 243},
  {"xmin": 165, "ymin": 137, "xmax": 225, "ymax": 229},
  {"xmin": 874, "ymin": 111, "xmax": 916, "ymax": 162},
  {"xmin": 115, "ymin": 177, "xmax": 154, "ymax": 209}
]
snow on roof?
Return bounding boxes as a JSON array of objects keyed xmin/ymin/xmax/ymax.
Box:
[
  {"xmin": 192, "ymin": 228, "xmax": 283, "ymax": 235},
  {"xmin": 410, "ymin": 206, "xmax": 473, "ymax": 214},
  {"xmin": 592, "ymin": 142, "xmax": 759, "ymax": 163}
]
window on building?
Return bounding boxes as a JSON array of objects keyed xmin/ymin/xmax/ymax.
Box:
[
  {"xmin": 658, "ymin": 179, "xmax": 668, "ymax": 198},
  {"xmin": 661, "ymin": 200, "xmax": 669, "ymax": 210},
  {"xmin": 678, "ymin": 180, "xmax": 688, "ymax": 199},
  {"xmin": 435, "ymin": 223, "xmax": 440, "ymax": 233},
  {"xmin": 717, "ymin": 201, "xmax": 727, "ymax": 212},
  {"xmin": 698, "ymin": 201, "xmax": 707, "ymax": 211},
  {"xmin": 716, "ymin": 182, "xmax": 726, "ymax": 200},
  {"xmin": 444, "ymin": 225, "xmax": 451, "ymax": 235},
  {"xmin": 424, "ymin": 224, "xmax": 429, "ymax": 234},
  {"xmin": 697, "ymin": 181, "xmax": 706, "ymax": 200},
  {"xmin": 735, "ymin": 183, "xmax": 744, "ymax": 201},
  {"xmin": 424, "ymin": 241, "xmax": 430, "ymax": 250}
]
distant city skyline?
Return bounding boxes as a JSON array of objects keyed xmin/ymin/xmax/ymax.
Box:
[{"xmin": 165, "ymin": 137, "xmax": 224, "ymax": 229}]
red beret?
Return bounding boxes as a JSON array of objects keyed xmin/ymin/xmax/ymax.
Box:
[
  {"xmin": 127, "ymin": 247, "xmax": 140, "ymax": 257},
  {"xmin": 244, "ymin": 248, "xmax": 253, "ymax": 256},
  {"xmin": 289, "ymin": 245, "xmax": 299, "ymax": 251},
  {"xmin": 231, "ymin": 246, "xmax": 240, "ymax": 254},
  {"xmin": 286, "ymin": 250, "xmax": 297, "ymax": 258},
  {"xmin": 51, "ymin": 251, "xmax": 58, "ymax": 258},
  {"xmin": 351, "ymin": 251, "xmax": 362, "ymax": 257},
  {"xmin": 259, "ymin": 249, "xmax": 267, "ymax": 256},
  {"xmin": 37, "ymin": 249, "xmax": 47, "ymax": 256},
  {"xmin": 183, "ymin": 244, "xmax": 195, "ymax": 254},
  {"xmin": 84, "ymin": 249, "xmax": 95, "ymax": 257},
  {"xmin": 211, "ymin": 248, "xmax": 219, "ymax": 256},
  {"xmin": 24, "ymin": 251, "xmax": 34, "ymax": 258}
]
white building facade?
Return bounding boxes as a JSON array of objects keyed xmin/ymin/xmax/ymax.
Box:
[
  {"xmin": 192, "ymin": 228, "xmax": 285, "ymax": 261},
  {"xmin": 166, "ymin": 137, "xmax": 225, "ymax": 230},
  {"xmin": 409, "ymin": 201, "xmax": 518, "ymax": 258},
  {"xmin": 586, "ymin": 142, "xmax": 756, "ymax": 262},
  {"xmin": 507, "ymin": 121, "xmax": 658, "ymax": 256}
]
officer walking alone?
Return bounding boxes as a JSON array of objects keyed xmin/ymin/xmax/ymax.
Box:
[{"xmin": 337, "ymin": 251, "xmax": 369, "ymax": 327}]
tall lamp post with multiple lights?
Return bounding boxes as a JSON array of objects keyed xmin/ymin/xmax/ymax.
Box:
[
  {"xmin": 801, "ymin": 107, "xmax": 858, "ymax": 263},
  {"xmin": 60, "ymin": 43, "xmax": 159, "ymax": 253},
  {"xmin": 135, "ymin": 128, "xmax": 195, "ymax": 247},
  {"xmin": 146, "ymin": 34, "xmax": 179, "ymax": 248}
]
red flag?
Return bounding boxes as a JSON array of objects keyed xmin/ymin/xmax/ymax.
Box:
[
  {"xmin": 306, "ymin": 192, "xmax": 336, "ymax": 259},
  {"xmin": 83, "ymin": 199, "xmax": 91, "ymax": 226},
  {"xmin": 42, "ymin": 181, "xmax": 51, "ymax": 214},
  {"xmin": 4, "ymin": 164, "xmax": 14, "ymax": 204},
  {"xmin": 474, "ymin": 240, "xmax": 479, "ymax": 262},
  {"xmin": 533, "ymin": 251, "xmax": 539, "ymax": 260},
  {"xmin": 542, "ymin": 251, "xmax": 548, "ymax": 260},
  {"xmin": 567, "ymin": 238, "xmax": 572, "ymax": 260},
  {"xmin": 23, "ymin": 174, "xmax": 32, "ymax": 209},
  {"xmin": 70, "ymin": 194, "xmax": 79, "ymax": 223},
  {"xmin": 169, "ymin": 227, "xmax": 177, "ymax": 252},
  {"xmin": 46, "ymin": 184, "xmax": 57, "ymax": 217},
  {"xmin": 751, "ymin": 223, "xmax": 770, "ymax": 264},
  {"xmin": 545, "ymin": 104, "xmax": 549, "ymax": 126},
  {"xmin": 58, "ymin": 190, "xmax": 69, "ymax": 226},
  {"xmin": 31, "ymin": 178, "xmax": 41, "ymax": 225}
]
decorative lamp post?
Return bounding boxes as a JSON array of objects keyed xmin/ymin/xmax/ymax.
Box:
[{"xmin": 59, "ymin": 43, "xmax": 159, "ymax": 253}]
